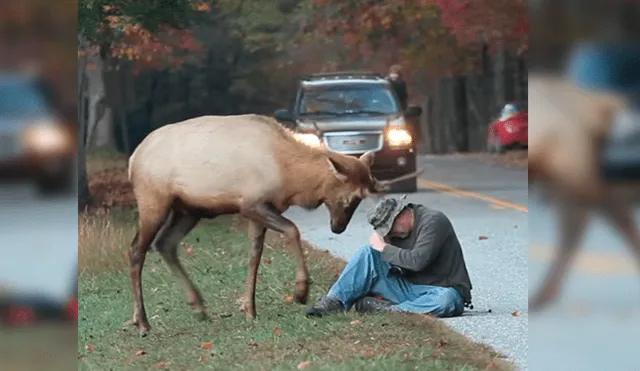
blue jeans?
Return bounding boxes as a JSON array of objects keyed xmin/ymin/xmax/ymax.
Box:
[{"xmin": 327, "ymin": 245, "xmax": 464, "ymax": 317}]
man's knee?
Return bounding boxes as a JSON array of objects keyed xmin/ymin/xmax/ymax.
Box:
[
  {"xmin": 434, "ymin": 288, "xmax": 463, "ymax": 317},
  {"xmin": 353, "ymin": 245, "xmax": 379, "ymax": 259},
  {"xmin": 349, "ymin": 245, "xmax": 386, "ymax": 271}
]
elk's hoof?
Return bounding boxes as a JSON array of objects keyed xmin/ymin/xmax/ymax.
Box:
[
  {"xmin": 294, "ymin": 281, "xmax": 309, "ymax": 305},
  {"xmin": 123, "ymin": 318, "xmax": 138, "ymax": 328},
  {"xmin": 137, "ymin": 323, "xmax": 151, "ymax": 337},
  {"xmin": 244, "ymin": 310, "xmax": 256, "ymax": 320},
  {"xmin": 193, "ymin": 310, "xmax": 208, "ymax": 321},
  {"xmin": 529, "ymin": 289, "xmax": 558, "ymax": 312}
]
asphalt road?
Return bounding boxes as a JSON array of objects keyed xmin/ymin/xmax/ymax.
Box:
[
  {"xmin": 529, "ymin": 190, "xmax": 640, "ymax": 371},
  {"xmin": 284, "ymin": 154, "xmax": 529, "ymax": 370},
  {"xmin": 0, "ymin": 181, "xmax": 77, "ymax": 304}
]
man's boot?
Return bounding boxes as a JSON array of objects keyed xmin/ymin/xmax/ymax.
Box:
[
  {"xmin": 354, "ymin": 296, "xmax": 394, "ymax": 313},
  {"xmin": 306, "ymin": 294, "xmax": 346, "ymax": 318}
]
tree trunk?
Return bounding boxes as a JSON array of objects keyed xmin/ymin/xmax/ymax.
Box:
[{"xmin": 77, "ymin": 34, "xmax": 91, "ymax": 211}]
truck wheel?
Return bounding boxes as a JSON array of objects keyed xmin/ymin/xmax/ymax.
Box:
[{"xmin": 37, "ymin": 165, "xmax": 73, "ymax": 196}]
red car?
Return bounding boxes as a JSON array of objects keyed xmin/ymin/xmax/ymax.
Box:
[{"xmin": 487, "ymin": 102, "xmax": 528, "ymax": 153}]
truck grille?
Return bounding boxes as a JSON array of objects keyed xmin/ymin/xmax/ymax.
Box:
[
  {"xmin": 323, "ymin": 131, "xmax": 383, "ymax": 154},
  {"xmin": 0, "ymin": 133, "xmax": 18, "ymax": 160}
]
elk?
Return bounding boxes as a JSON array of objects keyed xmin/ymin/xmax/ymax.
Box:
[
  {"xmin": 528, "ymin": 73, "xmax": 640, "ymax": 311},
  {"xmin": 125, "ymin": 114, "xmax": 420, "ymax": 336}
]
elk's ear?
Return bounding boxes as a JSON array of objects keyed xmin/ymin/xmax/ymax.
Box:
[
  {"xmin": 326, "ymin": 157, "xmax": 350, "ymax": 183},
  {"xmin": 359, "ymin": 150, "xmax": 376, "ymax": 168}
]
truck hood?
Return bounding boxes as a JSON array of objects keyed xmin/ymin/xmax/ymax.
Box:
[
  {"xmin": 296, "ymin": 113, "xmax": 402, "ymax": 133},
  {"xmin": 0, "ymin": 117, "xmax": 30, "ymax": 134}
]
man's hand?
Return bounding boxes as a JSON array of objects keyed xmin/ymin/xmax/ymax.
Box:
[{"xmin": 369, "ymin": 232, "xmax": 387, "ymax": 252}]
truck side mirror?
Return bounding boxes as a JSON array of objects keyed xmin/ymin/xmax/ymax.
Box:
[
  {"xmin": 274, "ymin": 108, "xmax": 294, "ymax": 123},
  {"xmin": 405, "ymin": 105, "xmax": 422, "ymax": 117}
]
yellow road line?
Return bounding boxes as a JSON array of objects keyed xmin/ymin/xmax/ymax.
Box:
[
  {"xmin": 417, "ymin": 179, "xmax": 528, "ymax": 213},
  {"xmin": 529, "ymin": 244, "xmax": 639, "ymax": 275}
]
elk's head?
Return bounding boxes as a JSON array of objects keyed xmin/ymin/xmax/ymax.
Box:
[{"xmin": 322, "ymin": 150, "xmax": 423, "ymax": 234}]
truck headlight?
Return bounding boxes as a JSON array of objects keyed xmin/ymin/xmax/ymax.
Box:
[
  {"xmin": 294, "ymin": 133, "xmax": 322, "ymax": 147},
  {"xmin": 22, "ymin": 121, "xmax": 72, "ymax": 154},
  {"xmin": 386, "ymin": 128, "xmax": 412, "ymax": 147}
]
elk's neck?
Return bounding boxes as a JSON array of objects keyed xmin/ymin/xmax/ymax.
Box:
[{"xmin": 280, "ymin": 155, "xmax": 327, "ymax": 209}]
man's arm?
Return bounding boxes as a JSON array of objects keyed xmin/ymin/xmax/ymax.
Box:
[{"xmin": 380, "ymin": 212, "xmax": 451, "ymax": 272}]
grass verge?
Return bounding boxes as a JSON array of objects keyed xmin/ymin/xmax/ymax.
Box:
[{"xmin": 78, "ymin": 148, "xmax": 513, "ymax": 370}]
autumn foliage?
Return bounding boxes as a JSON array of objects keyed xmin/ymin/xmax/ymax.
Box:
[
  {"xmin": 80, "ymin": 1, "xmax": 211, "ymax": 71},
  {"xmin": 309, "ymin": 0, "xmax": 528, "ymax": 65},
  {"xmin": 433, "ymin": 0, "xmax": 528, "ymax": 52}
]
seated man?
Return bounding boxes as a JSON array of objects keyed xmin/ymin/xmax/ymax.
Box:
[{"xmin": 306, "ymin": 197, "xmax": 473, "ymax": 318}]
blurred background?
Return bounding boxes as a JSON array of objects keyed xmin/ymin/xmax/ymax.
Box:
[
  {"xmin": 529, "ymin": 0, "xmax": 640, "ymax": 370},
  {"xmin": 0, "ymin": 1, "xmax": 77, "ymax": 371}
]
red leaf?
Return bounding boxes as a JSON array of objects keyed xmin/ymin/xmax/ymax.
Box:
[
  {"xmin": 297, "ymin": 361, "xmax": 313, "ymax": 369},
  {"xmin": 273, "ymin": 328, "xmax": 282, "ymax": 336},
  {"xmin": 85, "ymin": 344, "xmax": 96, "ymax": 352},
  {"xmin": 155, "ymin": 361, "xmax": 170, "ymax": 368},
  {"xmin": 201, "ymin": 342, "xmax": 214, "ymax": 350}
]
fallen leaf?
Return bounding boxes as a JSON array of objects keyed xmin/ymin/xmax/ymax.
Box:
[
  {"xmin": 201, "ymin": 342, "xmax": 214, "ymax": 350},
  {"xmin": 134, "ymin": 350, "xmax": 146, "ymax": 356},
  {"xmin": 283, "ymin": 295, "xmax": 294, "ymax": 303},
  {"xmin": 198, "ymin": 355, "xmax": 209, "ymax": 362},
  {"xmin": 186, "ymin": 246, "xmax": 193, "ymax": 256},
  {"xmin": 264, "ymin": 258, "xmax": 272, "ymax": 264},
  {"xmin": 272, "ymin": 327, "xmax": 282, "ymax": 336},
  {"xmin": 155, "ymin": 361, "xmax": 170, "ymax": 368},
  {"xmin": 297, "ymin": 361, "xmax": 312, "ymax": 369},
  {"xmin": 479, "ymin": 236, "xmax": 488, "ymax": 240},
  {"xmin": 249, "ymin": 339, "xmax": 258, "ymax": 347},
  {"xmin": 85, "ymin": 344, "xmax": 96, "ymax": 352},
  {"xmin": 512, "ymin": 311, "xmax": 520, "ymax": 317},
  {"xmin": 360, "ymin": 349, "xmax": 375, "ymax": 357},
  {"xmin": 486, "ymin": 361, "xmax": 498, "ymax": 369},
  {"xmin": 350, "ymin": 320, "xmax": 362, "ymax": 325}
]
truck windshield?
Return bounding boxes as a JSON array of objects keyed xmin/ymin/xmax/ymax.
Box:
[
  {"xmin": 298, "ymin": 84, "xmax": 400, "ymax": 115},
  {"xmin": 0, "ymin": 79, "xmax": 49, "ymax": 118}
]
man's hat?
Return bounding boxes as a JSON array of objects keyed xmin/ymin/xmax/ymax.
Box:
[{"xmin": 366, "ymin": 196, "xmax": 408, "ymax": 237}]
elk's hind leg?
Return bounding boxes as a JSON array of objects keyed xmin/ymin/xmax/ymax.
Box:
[
  {"xmin": 601, "ymin": 203, "xmax": 640, "ymax": 269},
  {"xmin": 153, "ymin": 209, "xmax": 204, "ymax": 319},
  {"xmin": 530, "ymin": 197, "xmax": 590, "ymax": 311},
  {"xmin": 128, "ymin": 203, "xmax": 171, "ymax": 336},
  {"xmin": 239, "ymin": 220, "xmax": 267, "ymax": 319}
]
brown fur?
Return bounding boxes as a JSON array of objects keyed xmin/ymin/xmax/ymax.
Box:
[
  {"xmin": 124, "ymin": 114, "xmax": 415, "ymax": 336},
  {"xmin": 528, "ymin": 74, "xmax": 640, "ymax": 311}
]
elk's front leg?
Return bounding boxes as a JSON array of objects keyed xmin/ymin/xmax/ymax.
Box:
[
  {"xmin": 244, "ymin": 204, "xmax": 310, "ymax": 307},
  {"xmin": 530, "ymin": 197, "xmax": 590, "ymax": 311},
  {"xmin": 241, "ymin": 220, "xmax": 267, "ymax": 319},
  {"xmin": 602, "ymin": 203, "xmax": 640, "ymax": 268}
]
